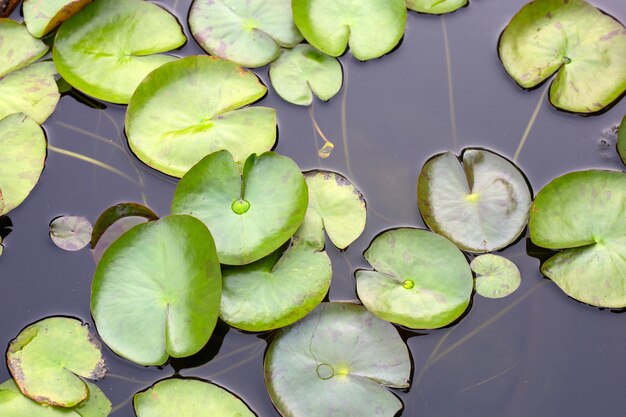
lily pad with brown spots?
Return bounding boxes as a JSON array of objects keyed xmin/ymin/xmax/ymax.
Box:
[{"xmin": 23, "ymin": 0, "xmax": 92, "ymax": 38}]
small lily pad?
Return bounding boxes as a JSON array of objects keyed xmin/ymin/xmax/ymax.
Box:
[
  {"xmin": 126, "ymin": 55, "xmax": 277, "ymax": 178},
  {"xmin": 292, "ymin": 0, "xmax": 407, "ymax": 61},
  {"xmin": 23, "ymin": 0, "xmax": 92, "ymax": 38},
  {"xmin": 471, "ymin": 254, "xmax": 521, "ymax": 299},
  {"xmin": 49, "ymin": 215, "xmax": 93, "ymax": 251},
  {"xmin": 90, "ymin": 202, "xmax": 158, "ymax": 249},
  {"xmin": 618, "ymin": 114, "xmax": 626, "ymax": 165},
  {"xmin": 0, "ymin": 19, "xmax": 48, "ymax": 77},
  {"xmin": 529, "ymin": 170, "xmax": 626, "ymax": 308},
  {"xmin": 53, "ymin": 0, "xmax": 186, "ymax": 104},
  {"xmin": 269, "ymin": 44, "xmax": 343, "ymax": 106},
  {"xmin": 189, "ymin": 0, "xmax": 302, "ymax": 68},
  {"xmin": 418, "ymin": 148, "xmax": 532, "ymax": 253},
  {"xmin": 265, "ymin": 302, "xmax": 411, "ymax": 417},
  {"xmin": 406, "ymin": 0, "xmax": 467, "ymax": 14},
  {"xmin": 356, "ymin": 228, "xmax": 473, "ymax": 329},
  {"xmin": 498, "ymin": 0, "xmax": 626, "ymax": 113},
  {"xmin": 6, "ymin": 317, "xmax": 106, "ymax": 407}
]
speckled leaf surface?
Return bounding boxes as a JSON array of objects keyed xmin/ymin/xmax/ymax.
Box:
[
  {"xmin": 49, "ymin": 215, "xmax": 93, "ymax": 251},
  {"xmin": 0, "ymin": 19, "xmax": 48, "ymax": 77},
  {"xmin": 406, "ymin": 0, "xmax": 467, "ymax": 14},
  {"xmin": 471, "ymin": 254, "xmax": 521, "ymax": 299},
  {"xmin": 23, "ymin": 0, "xmax": 92, "ymax": 38},
  {"xmin": 618, "ymin": 114, "xmax": 626, "ymax": 165}
]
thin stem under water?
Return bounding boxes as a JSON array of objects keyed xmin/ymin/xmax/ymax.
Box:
[
  {"xmin": 441, "ymin": 15, "xmax": 458, "ymax": 150},
  {"xmin": 513, "ymin": 85, "xmax": 549, "ymax": 163},
  {"xmin": 309, "ymin": 105, "xmax": 335, "ymax": 159},
  {"xmin": 340, "ymin": 59, "xmax": 354, "ymax": 179}
]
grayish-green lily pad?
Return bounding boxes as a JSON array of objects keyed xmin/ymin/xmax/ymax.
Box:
[
  {"xmin": 618, "ymin": 114, "xmax": 626, "ymax": 165},
  {"xmin": 529, "ymin": 170, "xmax": 626, "ymax": 308},
  {"xmin": 90, "ymin": 202, "xmax": 158, "ymax": 249},
  {"xmin": 6, "ymin": 317, "xmax": 106, "ymax": 407},
  {"xmin": 49, "ymin": 215, "xmax": 93, "ymax": 251},
  {"xmin": 23, "ymin": 0, "xmax": 92, "ymax": 38},
  {"xmin": 406, "ymin": 0, "xmax": 467, "ymax": 14},
  {"xmin": 471, "ymin": 254, "xmax": 521, "ymax": 299},
  {"xmin": 292, "ymin": 0, "xmax": 406, "ymax": 61},
  {"xmin": 53, "ymin": 0, "xmax": 186, "ymax": 104},
  {"xmin": 418, "ymin": 148, "xmax": 532, "ymax": 253},
  {"xmin": 189, "ymin": 0, "xmax": 302, "ymax": 68},
  {"xmin": 91, "ymin": 215, "xmax": 222, "ymax": 366},
  {"xmin": 91, "ymin": 216, "xmax": 148, "ymax": 264},
  {"xmin": 265, "ymin": 302, "xmax": 411, "ymax": 417},
  {"xmin": 498, "ymin": 0, "xmax": 626, "ymax": 113},
  {"xmin": 356, "ymin": 228, "xmax": 473, "ymax": 329},
  {"xmin": 126, "ymin": 55, "xmax": 277, "ymax": 178},
  {"xmin": 0, "ymin": 19, "xmax": 48, "ymax": 76},
  {"xmin": 269, "ymin": 44, "xmax": 342, "ymax": 106}
]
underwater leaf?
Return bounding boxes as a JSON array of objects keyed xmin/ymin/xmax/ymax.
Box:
[
  {"xmin": 91, "ymin": 216, "xmax": 148, "ymax": 264},
  {"xmin": 49, "ymin": 215, "xmax": 93, "ymax": 251},
  {"xmin": 0, "ymin": 19, "xmax": 48, "ymax": 77},
  {"xmin": 23, "ymin": 0, "xmax": 92, "ymax": 38},
  {"xmin": 406, "ymin": 0, "xmax": 467, "ymax": 15},
  {"xmin": 618, "ymin": 114, "xmax": 626, "ymax": 165},
  {"xmin": 265, "ymin": 302, "xmax": 411, "ymax": 417},
  {"xmin": 126, "ymin": 55, "xmax": 276, "ymax": 178},
  {"xmin": 90, "ymin": 202, "xmax": 158, "ymax": 249},
  {"xmin": 471, "ymin": 254, "xmax": 521, "ymax": 299},
  {"xmin": 498, "ymin": 0, "xmax": 626, "ymax": 113}
]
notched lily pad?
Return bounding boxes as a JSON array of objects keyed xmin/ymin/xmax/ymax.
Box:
[
  {"xmin": 49, "ymin": 215, "xmax": 93, "ymax": 251},
  {"xmin": 23, "ymin": 0, "xmax": 92, "ymax": 38},
  {"xmin": 406, "ymin": 0, "xmax": 467, "ymax": 15},
  {"xmin": 471, "ymin": 254, "xmax": 521, "ymax": 299},
  {"xmin": 618, "ymin": 114, "xmax": 626, "ymax": 165},
  {"xmin": 90, "ymin": 202, "xmax": 158, "ymax": 249}
]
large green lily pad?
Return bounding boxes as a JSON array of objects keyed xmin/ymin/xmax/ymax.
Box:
[
  {"xmin": 618, "ymin": 114, "xmax": 626, "ymax": 165},
  {"xmin": 53, "ymin": 0, "xmax": 186, "ymax": 104},
  {"xmin": 356, "ymin": 228, "xmax": 473, "ymax": 329},
  {"xmin": 418, "ymin": 148, "xmax": 532, "ymax": 253},
  {"xmin": 91, "ymin": 215, "xmax": 222, "ymax": 366},
  {"xmin": 126, "ymin": 55, "xmax": 277, "ymax": 178},
  {"xmin": 0, "ymin": 19, "xmax": 48, "ymax": 77},
  {"xmin": 189, "ymin": 0, "xmax": 302, "ymax": 68},
  {"xmin": 471, "ymin": 254, "xmax": 521, "ymax": 299},
  {"xmin": 529, "ymin": 170, "xmax": 626, "ymax": 308},
  {"xmin": 23, "ymin": 0, "xmax": 92, "ymax": 38},
  {"xmin": 265, "ymin": 302, "xmax": 411, "ymax": 417},
  {"xmin": 6, "ymin": 317, "xmax": 105, "ymax": 407},
  {"xmin": 171, "ymin": 150, "xmax": 308, "ymax": 265},
  {"xmin": 498, "ymin": 0, "xmax": 626, "ymax": 114},
  {"xmin": 406, "ymin": 0, "xmax": 467, "ymax": 15},
  {"xmin": 292, "ymin": 0, "xmax": 407, "ymax": 61}
]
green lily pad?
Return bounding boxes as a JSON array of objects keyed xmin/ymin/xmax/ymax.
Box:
[
  {"xmin": 52, "ymin": 0, "xmax": 186, "ymax": 104},
  {"xmin": 291, "ymin": 0, "xmax": 407, "ymax": 61},
  {"xmin": 269, "ymin": 44, "xmax": 342, "ymax": 106},
  {"xmin": 0, "ymin": 19, "xmax": 48, "ymax": 77},
  {"xmin": 0, "ymin": 114, "xmax": 47, "ymax": 216},
  {"xmin": 6, "ymin": 317, "xmax": 106, "ymax": 407},
  {"xmin": 91, "ymin": 215, "xmax": 222, "ymax": 366},
  {"xmin": 529, "ymin": 170, "xmax": 626, "ymax": 308},
  {"xmin": 498, "ymin": 0, "xmax": 626, "ymax": 113},
  {"xmin": 618, "ymin": 114, "xmax": 626, "ymax": 165},
  {"xmin": 49, "ymin": 215, "xmax": 93, "ymax": 251},
  {"xmin": 356, "ymin": 228, "xmax": 473, "ymax": 329},
  {"xmin": 406, "ymin": 0, "xmax": 467, "ymax": 15},
  {"xmin": 134, "ymin": 378, "xmax": 255, "ymax": 417},
  {"xmin": 417, "ymin": 148, "xmax": 532, "ymax": 253},
  {"xmin": 471, "ymin": 254, "xmax": 521, "ymax": 299},
  {"xmin": 265, "ymin": 302, "xmax": 411, "ymax": 417},
  {"xmin": 126, "ymin": 55, "xmax": 277, "ymax": 178},
  {"xmin": 90, "ymin": 202, "xmax": 158, "ymax": 249},
  {"xmin": 23, "ymin": 0, "xmax": 92, "ymax": 38},
  {"xmin": 171, "ymin": 150, "xmax": 308, "ymax": 265},
  {"xmin": 189, "ymin": 0, "xmax": 302, "ymax": 68}
]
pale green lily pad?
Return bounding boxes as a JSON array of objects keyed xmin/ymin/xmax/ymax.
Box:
[
  {"xmin": 529, "ymin": 170, "xmax": 626, "ymax": 308},
  {"xmin": 6, "ymin": 317, "xmax": 106, "ymax": 407},
  {"xmin": 0, "ymin": 19, "xmax": 48, "ymax": 77},
  {"xmin": 356, "ymin": 228, "xmax": 473, "ymax": 329},
  {"xmin": 471, "ymin": 254, "xmax": 521, "ymax": 299},
  {"xmin": 23, "ymin": 0, "xmax": 92, "ymax": 38},
  {"xmin": 292, "ymin": 0, "xmax": 406, "ymax": 61},
  {"xmin": 49, "ymin": 215, "xmax": 93, "ymax": 251},
  {"xmin": 618, "ymin": 114, "xmax": 626, "ymax": 165},
  {"xmin": 265, "ymin": 302, "xmax": 411, "ymax": 417},
  {"xmin": 0, "ymin": 114, "xmax": 47, "ymax": 216},
  {"xmin": 269, "ymin": 44, "xmax": 342, "ymax": 106},
  {"xmin": 53, "ymin": 0, "xmax": 186, "ymax": 104},
  {"xmin": 418, "ymin": 148, "xmax": 532, "ymax": 253},
  {"xmin": 189, "ymin": 0, "xmax": 302, "ymax": 68},
  {"xmin": 126, "ymin": 55, "xmax": 277, "ymax": 178},
  {"xmin": 91, "ymin": 215, "xmax": 222, "ymax": 366},
  {"xmin": 498, "ymin": 0, "xmax": 626, "ymax": 113},
  {"xmin": 171, "ymin": 150, "xmax": 308, "ymax": 265},
  {"xmin": 406, "ymin": 0, "xmax": 467, "ymax": 15}
]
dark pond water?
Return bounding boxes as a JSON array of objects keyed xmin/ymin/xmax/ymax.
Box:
[{"xmin": 3, "ymin": 0, "xmax": 626, "ymax": 416}]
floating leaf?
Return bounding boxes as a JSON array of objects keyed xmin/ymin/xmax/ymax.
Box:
[
  {"xmin": 171, "ymin": 150, "xmax": 308, "ymax": 265},
  {"xmin": 126, "ymin": 55, "xmax": 276, "ymax": 178},
  {"xmin": 529, "ymin": 170, "xmax": 626, "ymax": 308},
  {"xmin": 618, "ymin": 114, "xmax": 626, "ymax": 165},
  {"xmin": 498, "ymin": 0, "xmax": 626, "ymax": 113},
  {"xmin": 90, "ymin": 202, "xmax": 158, "ymax": 249},
  {"xmin": 356, "ymin": 228, "xmax": 473, "ymax": 329},
  {"xmin": 6, "ymin": 317, "xmax": 105, "ymax": 407},
  {"xmin": 91, "ymin": 216, "xmax": 148, "ymax": 264},
  {"xmin": 189, "ymin": 0, "xmax": 302, "ymax": 68},
  {"xmin": 0, "ymin": 19, "xmax": 48, "ymax": 77},
  {"xmin": 49, "ymin": 215, "xmax": 93, "ymax": 251},
  {"xmin": 406, "ymin": 0, "xmax": 467, "ymax": 14},
  {"xmin": 418, "ymin": 148, "xmax": 532, "ymax": 253},
  {"xmin": 91, "ymin": 215, "xmax": 222, "ymax": 366},
  {"xmin": 292, "ymin": 0, "xmax": 406, "ymax": 61},
  {"xmin": 265, "ymin": 302, "xmax": 411, "ymax": 417},
  {"xmin": 53, "ymin": 0, "xmax": 186, "ymax": 104},
  {"xmin": 471, "ymin": 254, "xmax": 521, "ymax": 299},
  {"xmin": 23, "ymin": 0, "xmax": 92, "ymax": 38}
]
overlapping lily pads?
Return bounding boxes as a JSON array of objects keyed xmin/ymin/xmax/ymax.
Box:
[
  {"xmin": 0, "ymin": 19, "xmax": 48, "ymax": 75},
  {"xmin": 618, "ymin": 114, "xmax": 626, "ymax": 165},
  {"xmin": 406, "ymin": 0, "xmax": 467, "ymax": 14},
  {"xmin": 49, "ymin": 216, "xmax": 93, "ymax": 251},
  {"xmin": 90, "ymin": 202, "xmax": 158, "ymax": 249},
  {"xmin": 471, "ymin": 254, "xmax": 521, "ymax": 299},
  {"xmin": 23, "ymin": 0, "xmax": 92, "ymax": 38}
]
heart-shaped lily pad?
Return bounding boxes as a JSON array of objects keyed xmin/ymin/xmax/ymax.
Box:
[
  {"xmin": 6, "ymin": 317, "xmax": 105, "ymax": 407},
  {"xmin": 529, "ymin": 170, "xmax": 626, "ymax": 308},
  {"xmin": 171, "ymin": 150, "xmax": 308, "ymax": 265},
  {"xmin": 189, "ymin": 0, "xmax": 302, "ymax": 68},
  {"xmin": 0, "ymin": 113, "xmax": 47, "ymax": 216},
  {"xmin": 292, "ymin": 0, "xmax": 407, "ymax": 61},
  {"xmin": 269, "ymin": 44, "xmax": 343, "ymax": 106},
  {"xmin": 126, "ymin": 55, "xmax": 277, "ymax": 178},
  {"xmin": 53, "ymin": 0, "xmax": 186, "ymax": 104},
  {"xmin": 265, "ymin": 302, "xmax": 411, "ymax": 417},
  {"xmin": 23, "ymin": 0, "xmax": 92, "ymax": 38},
  {"xmin": 471, "ymin": 254, "xmax": 521, "ymax": 299},
  {"xmin": 498, "ymin": 0, "xmax": 626, "ymax": 113},
  {"xmin": 618, "ymin": 114, "xmax": 626, "ymax": 165},
  {"xmin": 406, "ymin": 0, "xmax": 467, "ymax": 14},
  {"xmin": 49, "ymin": 215, "xmax": 93, "ymax": 251},
  {"xmin": 356, "ymin": 228, "xmax": 473, "ymax": 329},
  {"xmin": 91, "ymin": 215, "xmax": 222, "ymax": 366},
  {"xmin": 134, "ymin": 378, "xmax": 255, "ymax": 417},
  {"xmin": 418, "ymin": 148, "xmax": 532, "ymax": 253}
]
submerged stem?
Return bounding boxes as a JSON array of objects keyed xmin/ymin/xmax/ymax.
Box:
[
  {"xmin": 441, "ymin": 15, "xmax": 458, "ymax": 150},
  {"xmin": 309, "ymin": 105, "xmax": 335, "ymax": 159},
  {"xmin": 513, "ymin": 85, "xmax": 549, "ymax": 163},
  {"xmin": 340, "ymin": 60, "xmax": 354, "ymax": 178}
]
